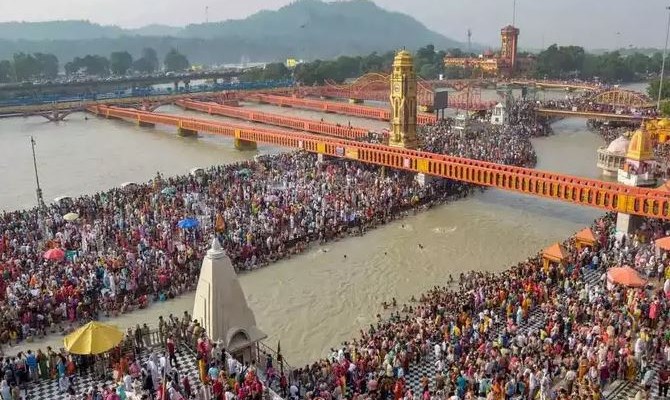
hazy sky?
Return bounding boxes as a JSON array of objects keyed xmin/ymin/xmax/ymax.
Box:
[{"xmin": 0, "ymin": 0, "xmax": 666, "ymax": 49}]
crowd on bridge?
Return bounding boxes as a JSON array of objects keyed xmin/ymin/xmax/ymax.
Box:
[
  {"xmin": 281, "ymin": 213, "xmax": 670, "ymax": 400},
  {"xmin": 539, "ymin": 94, "xmax": 658, "ymax": 118}
]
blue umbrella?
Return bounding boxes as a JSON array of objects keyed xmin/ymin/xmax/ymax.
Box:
[{"xmin": 177, "ymin": 218, "xmax": 199, "ymax": 229}]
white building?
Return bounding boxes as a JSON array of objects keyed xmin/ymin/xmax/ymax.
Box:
[{"xmin": 490, "ymin": 102, "xmax": 506, "ymax": 125}]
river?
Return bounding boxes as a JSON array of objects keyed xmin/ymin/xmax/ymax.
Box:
[{"xmin": 0, "ymin": 99, "xmax": 606, "ymax": 365}]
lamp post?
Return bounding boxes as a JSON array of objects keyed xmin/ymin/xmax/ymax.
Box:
[
  {"xmin": 30, "ymin": 136, "xmax": 45, "ymax": 209},
  {"xmin": 657, "ymin": 6, "xmax": 670, "ymax": 111},
  {"xmin": 30, "ymin": 136, "xmax": 48, "ymax": 243}
]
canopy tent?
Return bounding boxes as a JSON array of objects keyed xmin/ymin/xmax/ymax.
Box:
[
  {"xmin": 542, "ymin": 242, "xmax": 567, "ymax": 271},
  {"xmin": 655, "ymin": 236, "xmax": 670, "ymax": 251},
  {"xmin": 574, "ymin": 227, "xmax": 597, "ymax": 250},
  {"xmin": 63, "ymin": 321, "xmax": 124, "ymax": 355},
  {"xmin": 606, "ymin": 266, "xmax": 647, "ymax": 288}
]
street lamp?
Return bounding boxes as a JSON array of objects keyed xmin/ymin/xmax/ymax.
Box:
[
  {"xmin": 30, "ymin": 136, "xmax": 45, "ymax": 209},
  {"xmin": 657, "ymin": 6, "xmax": 670, "ymax": 111}
]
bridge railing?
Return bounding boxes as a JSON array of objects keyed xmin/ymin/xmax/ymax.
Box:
[{"xmin": 0, "ymin": 79, "xmax": 295, "ymax": 108}]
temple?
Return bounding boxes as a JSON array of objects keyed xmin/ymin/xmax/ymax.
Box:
[
  {"xmin": 192, "ymin": 238, "xmax": 267, "ymax": 362},
  {"xmin": 616, "ymin": 127, "xmax": 658, "ymax": 233}
]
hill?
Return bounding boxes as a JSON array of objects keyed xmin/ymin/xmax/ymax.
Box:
[
  {"xmin": 0, "ymin": 0, "xmax": 463, "ymax": 64},
  {"xmin": 0, "ymin": 20, "xmax": 124, "ymax": 41}
]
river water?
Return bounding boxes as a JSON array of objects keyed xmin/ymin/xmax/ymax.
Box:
[{"xmin": 0, "ymin": 96, "xmax": 608, "ymax": 365}]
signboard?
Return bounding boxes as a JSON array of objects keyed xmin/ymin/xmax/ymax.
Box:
[{"xmin": 434, "ymin": 90, "xmax": 449, "ymax": 110}]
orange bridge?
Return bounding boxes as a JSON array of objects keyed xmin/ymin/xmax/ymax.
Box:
[
  {"xmin": 174, "ymin": 99, "xmax": 372, "ymax": 141},
  {"xmin": 241, "ymin": 93, "xmax": 438, "ymax": 125},
  {"xmin": 88, "ymin": 104, "xmax": 670, "ymax": 220},
  {"xmin": 299, "ymin": 73, "xmax": 496, "ymax": 111}
]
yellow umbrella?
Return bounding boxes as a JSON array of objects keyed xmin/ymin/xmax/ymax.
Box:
[
  {"xmin": 63, "ymin": 321, "xmax": 124, "ymax": 355},
  {"xmin": 63, "ymin": 212, "xmax": 79, "ymax": 222}
]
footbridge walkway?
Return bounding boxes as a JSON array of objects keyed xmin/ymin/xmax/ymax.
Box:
[
  {"xmin": 175, "ymin": 99, "xmax": 372, "ymax": 141},
  {"xmin": 535, "ymin": 108, "xmax": 643, "ymax": 122},
  {"xmin": 241, "ymin": 93, "xmax": 438, "ymax": 124},
  {"xmin": 87, "ymin": 104, "xmax": 670, "ymax": 220}
]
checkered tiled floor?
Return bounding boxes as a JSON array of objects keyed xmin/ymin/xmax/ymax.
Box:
[
  {"xmin": 604, "ymin": 359, "xmax": 666, "ymax": 400},
  {"xmin": 25, "ymin": 348, "xmax": 203, "ymax": 400}
]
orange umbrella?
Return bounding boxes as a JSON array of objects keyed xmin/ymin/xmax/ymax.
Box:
[
  {"xmin": 655, "ymin": 236, "xmax": 670, "ymax": 251},
  {"xmin": 607, "ymin": 266, "xmax": 647, "ymax": 288}
]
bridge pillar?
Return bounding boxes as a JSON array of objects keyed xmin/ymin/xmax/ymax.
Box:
[
  {"xmin": 234, "ymin": 138, "xmax": 257, "ymax": 151},
  {"xmin": 178, "ymin": 127, "xmax": 198, "ymax": 137},
  {"xmin": 348, "ymin": 98, "xmax": 363, "ymax": 104},
  {"xmin": 233, "ymin": 129, "xmax": 257, "ymax": 150}
]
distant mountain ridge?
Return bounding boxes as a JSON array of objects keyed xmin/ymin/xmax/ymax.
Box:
[{"xmin": 0, "ymin": 0, "xmax": 463, "ymax": 63}]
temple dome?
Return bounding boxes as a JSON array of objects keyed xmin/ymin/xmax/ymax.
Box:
[
  {"xmin": 606, "ymin": 136, "xmax": 630, "ymax": 155},
  {"xmin": 393, "ymin": 50, "xmax": 414, "ymax": 67},
  {"xmin": 626, "ymin": 128, "xmax": 654, "ymax": 161}
]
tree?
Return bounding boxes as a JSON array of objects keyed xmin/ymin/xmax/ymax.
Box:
[
  {"xmin": 661, "ymin": 100, "xmax": 670, "ymax": 117},
  {"xmin": 261, "ymin": 62, "xmax": 290, "ymax": 80},
  {"xmin": 418, "ymin": 64, "xmax": 439, "ymax": 79},
  {"xmin": 12, "ymin": 53, "xmax": 40, "ymax": 81},
  {"xmin": 163, "ymin": 48, "xmax": 190, "ymax": 72},
  {"xmin": 648, "ymin": 79, "xmax": 670, "ymax": 101},
  {"xmin": 65, "ymin": 55, "xmax": 110, "ymax": 76},
  {"xmin": 110, "ymin": 51, "xmax": 133, "ymax": 75},
  {"xmin": 34, "ymin": 53, "xmax": 58, "ymax": 78},
  {"xmin": 133, "ymin": 47, "xmax": 159, "ymax": 73},
  {"xmin": 0, "ymin": 60, "xmax": 14, "ymax": 83}
]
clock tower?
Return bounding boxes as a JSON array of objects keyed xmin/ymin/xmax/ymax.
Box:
[{"xmin": 389, "ymin": 50, "xmax": 418, "ymax": 149}]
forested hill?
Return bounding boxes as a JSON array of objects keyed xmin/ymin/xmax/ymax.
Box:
[{"xmin": 0, "ymin": 0, "xmax": 462, "ymax": 64}]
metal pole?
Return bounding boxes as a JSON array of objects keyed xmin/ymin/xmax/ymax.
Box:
[
  {"xmin": 658, "ymin": 6, "xmax": 670, "ymax": 111},
  {"xmin": 30, "ymin": 136, "xmax": 44, "ymax": 209},
  {"xmin": 512, "ymin": 0, "xmax": 517, "ymax": 26}
]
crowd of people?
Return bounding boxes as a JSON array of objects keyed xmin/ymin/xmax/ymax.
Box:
[
  {"xmin": 539, "ymin": 93, "xmax": 658, "ymax": 118},
  {"xmin": 283, "ymin": 213, "xmax": 670, "ymax": 400},
  {"xmin": 0, "ymin": 311, "xmax": 281, "ymax": 400},
  {"xmin": 419, "ymin": 100, "xmax": 544, "ymax": 168},
  {"xmin": 0, "ymin": 97, "xmax": 551, "ymax": 349},
  {"xmin": 0, "ymin": 152, "xmax": 478, "ymax": 347},
  {"xmin": 6, "ymin": 89, "xmax": 670, "ymax": 400}
]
